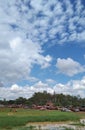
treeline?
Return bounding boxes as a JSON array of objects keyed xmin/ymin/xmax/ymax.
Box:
[{"xmin": 0, "ymin": 91, "xmax": 85, "ymax": 107}]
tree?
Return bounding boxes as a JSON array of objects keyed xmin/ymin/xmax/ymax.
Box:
[{"xmin": 15, "ymin": 97, "xmax": 27, "ymax": 105}]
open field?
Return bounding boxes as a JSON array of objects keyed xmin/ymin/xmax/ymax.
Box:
[{"xmin": 0, "ymin": 108, "xmax": 85, "ymax": 129}]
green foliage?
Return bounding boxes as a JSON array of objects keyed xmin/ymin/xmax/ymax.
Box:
[
  {"xmin": 15, "ymin": 97, "xmax": 27, "ymax": 105},
  {"xmin": 0, "ymin": 91, "xmax": 85, "ymax": 107},
  {"xmin": 27, "ymin": 92, "xmax": 85, "ymax": 107},
  {"xmin": 28, "ymin": 91, "xmax": 52, "ymax": 106}
]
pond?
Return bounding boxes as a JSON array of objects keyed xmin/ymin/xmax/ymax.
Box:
[{"xmin": 26, "ymin": 121, "xmax": 85, "ymax": 130}]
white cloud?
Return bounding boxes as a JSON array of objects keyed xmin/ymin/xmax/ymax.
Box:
[
  {"xmin": 0, "ymin": 0, "xmax": 85, "ymax": 47},
  {"xmin": 34, "ymin": 81, "xmax": 48, "ymax": 88},
  {"xmin": 9, "ymin": 37, "xmax": 21, "ymax": 50},
  {"xmin": 35, "ymin": 55, "xmax": 52, "ymax": 69},
  {"xmin": 0, "ymin": 77, "xmax": 85, "ymax": 100},
  {"xmin": 72, "ymin": 77, "xmax": 85, "ymax": 90},
  {"xmin": 11, "ymin": 84, "xmax": 20, "ymax": 92},
  {"xmin": 77, "ymin": 31, "xmax": 85, "ymax": 41},
  {"xmin": 54, "ymin": 77, "xmax": 85, "ymax": 98},
  {"xmin": 75, "ymin": 0, "xmax": 83, "ymax": 15},
  {"xmin": 54, "ymin": 83, "xmax": 69, "ymax": 95},
  {"xmin": 46, "ymin": 79, "xmax": 56, "ymax": 84},
  {"xmin": 0, "ymin": 37, "xmax": 52, "ymax": 83},
  {"xmin": 0, "ymin": 81, "xmax": 53, "ymax": 100},
  {"xmin": 64, "ymin": 0, "xmax": 74, "ymax": 16},
  {"xmin": 56, "ymin": 58, "xmax": 85, "ymax": 76},
  {"xmin": 27, "ymin": 77, "xmax": 39, "ymax": 83}
]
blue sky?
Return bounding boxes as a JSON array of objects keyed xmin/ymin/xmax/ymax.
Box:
[{"xmin": 0, "ymin": 0, "xmax": 85, "ymax": 100}]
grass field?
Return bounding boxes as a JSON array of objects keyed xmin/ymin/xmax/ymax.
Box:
[{"xmin": 0, "ymin": 108, "xmax": 84, "ymax": 129}]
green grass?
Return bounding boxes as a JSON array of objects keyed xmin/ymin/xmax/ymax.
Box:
[{"xmin": 0, "ymin": 108, "xmax": 84, "ymax": 129}]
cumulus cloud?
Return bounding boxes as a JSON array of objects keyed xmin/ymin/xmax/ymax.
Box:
[
  {"xmin": 0, "ymin": 81, "xmax": 53, "ymax": 100},
  {"xmin": 56, "ymin": 58, "xmax": 85, "ymax": 76},
  {"xmin": 0, "ymin": 77, "xmax": 85, "ymax": 100},
  {"xmin": 11, "ymin": 84, "xmax": 20, "ymax": 92},
  {"xmin": 54, "ymin": 77, "xmax": 85, "ymax": 98},
  {"xmin": 72, "ymin": 77, "xmax": 85, "ymax": 90},
  {"xmin": 0, "ymin": 37, "xmax": 52, "ymax": 83},
  {"xmin": 54, "ymin": 83, "xmax": 69, "ymax": 95}
]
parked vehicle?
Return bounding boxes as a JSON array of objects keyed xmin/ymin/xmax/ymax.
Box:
[
  {"xmin": 61, "ymin": 107, "xmax": 71, "ymax": 112},
  {"xmin": 79, "ymin": 105, "xmax": 85, "ymax": 111}
]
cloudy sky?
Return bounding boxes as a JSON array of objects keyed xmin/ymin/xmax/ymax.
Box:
[{"xmin": 0, "ymin": 0, "xmax": 85, "ymax": 100}]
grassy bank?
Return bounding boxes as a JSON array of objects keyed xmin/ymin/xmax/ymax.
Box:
[{"xmin": 0, "ymin": 108, "xmax": 84, "ymax": 129}]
